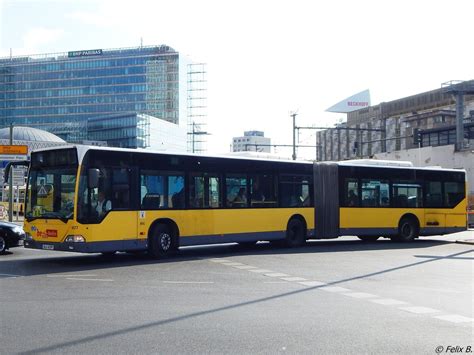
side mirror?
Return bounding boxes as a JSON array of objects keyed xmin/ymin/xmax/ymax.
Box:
[{"xmin": 88, "ymin": 168, "xmax": 100, "ymax": 188}]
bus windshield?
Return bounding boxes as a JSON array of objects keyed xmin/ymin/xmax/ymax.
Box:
[{"xmin": 25, "ymin": 149, "xmax": 78, "ymax": 222}]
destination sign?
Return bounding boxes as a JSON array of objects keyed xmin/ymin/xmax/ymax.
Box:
[{"xmin": 0, "ymin": 145, "xmax": 28, "ymax": 155}]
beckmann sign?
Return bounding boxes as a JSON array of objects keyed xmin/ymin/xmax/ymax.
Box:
[
  {"xmin": 68, "ymin": 49, "xmax": 103, "ymax": 57},
  {"xmin": 326, "ymin": 89, "xmax": 371, "ymax": 113}
]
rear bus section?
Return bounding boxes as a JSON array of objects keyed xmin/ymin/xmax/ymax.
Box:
[{"xmin": 337, "ymin": 163, "xmax": 466, "ymax": 241}]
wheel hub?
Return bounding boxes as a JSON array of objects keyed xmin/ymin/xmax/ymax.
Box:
[{"xmin": 160, "ymin": 233, "xmax": 171, "ymax": 251}]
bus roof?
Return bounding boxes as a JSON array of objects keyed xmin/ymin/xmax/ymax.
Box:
[
  {"xmin": 31, "ymin": 144, "xmax": 314, "ymax": 166},
  {"xmin": 30, "ymin": 145, "xmax": 466, "ymax": 174}
]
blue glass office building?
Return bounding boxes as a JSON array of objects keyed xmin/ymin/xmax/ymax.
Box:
[{"xmin": 0, "ymin": 45, "xmax": 190, "ymax": 144}]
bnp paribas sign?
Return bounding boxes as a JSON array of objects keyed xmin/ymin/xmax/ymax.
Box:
[{"xmin": 68, "ymin": 49, "xmax": 103, "ymax": 58}]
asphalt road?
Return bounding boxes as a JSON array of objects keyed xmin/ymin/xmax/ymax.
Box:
[{"xmin": 1, "ymin": 231, "xmax": 473, "ymax": 354}]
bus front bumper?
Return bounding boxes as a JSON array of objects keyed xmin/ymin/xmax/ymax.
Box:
[{"xmin": 24, "ymin": 238, "xmax": 148, "ymax": 253}]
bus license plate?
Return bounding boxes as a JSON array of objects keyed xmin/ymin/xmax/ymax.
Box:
[{"xmin": 42, "ymin": 244, "xmax": 54, "ymax": 250}]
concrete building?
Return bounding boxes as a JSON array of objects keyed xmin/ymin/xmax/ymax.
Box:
[
  {"xmin": 232, "ymin": 131, "xmax": 271, "ymax": 153},
  {"xmin": 317, "ymin": 80, "xmax": 474, "ymax": 161},
  {"xmin": 0, "ymin": 45, "xmax": 206, "ymax": 151}
]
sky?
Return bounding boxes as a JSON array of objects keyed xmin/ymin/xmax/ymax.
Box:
[{"xmin": 1, "ymin": 0, "xmax": 474, "ymax": 158}]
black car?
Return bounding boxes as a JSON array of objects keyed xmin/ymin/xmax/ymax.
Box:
[{"xmin": 0, "ymin": 221, "xmax": 26, "ymax": 254}]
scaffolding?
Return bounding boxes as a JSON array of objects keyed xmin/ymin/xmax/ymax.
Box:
[{"xmin": 187, "ymin": 63, "xmax": 208, "ymax": 153}]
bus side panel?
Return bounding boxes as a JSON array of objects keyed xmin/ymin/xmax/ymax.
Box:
[
  {"xmin": 339, "ymin": 208, "xmax": 425, "ymax": 236},
  {"xmin": 144, "ymin": 208, "xmax": 314, "ymax": 245},
  {"xmin": 88, "ymin": 211, "xmax": 138, "ymax": 243}
]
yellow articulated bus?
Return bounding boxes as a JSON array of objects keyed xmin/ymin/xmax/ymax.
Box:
[{"xmin": 11, "ymin": 146, "xmax": 467, "ymax": 258}]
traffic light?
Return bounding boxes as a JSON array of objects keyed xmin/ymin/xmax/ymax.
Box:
[{"xmin": 413, "ymin": 128, "xmax": 422, "ymax": 145}]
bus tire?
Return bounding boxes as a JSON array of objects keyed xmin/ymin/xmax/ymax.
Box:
[
  {"xmin": 394, "ymin": 216, "xmax": 419, "ymax": 242},
  {"xmin": 284, "ymin": 218, "xmax": 306, "ymax": 248},
  {"xmin": 357, "ymin": 236, "xmax": 380, "ymax": 242},
  {"xmin": 149, "ymin": 223, "xmax": 177, "ymax": 259}
]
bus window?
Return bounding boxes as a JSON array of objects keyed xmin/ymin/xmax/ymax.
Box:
[
  {"xmin": 111, "ymin": 168, "xmax": 131, "ymax": 209},
  {"xmin": 140, "ymin": 171, "xmax": 184, "ymax": 209},
  {"xmin": 344, "ymin": 178, "xmax": 359, "ymax": 207},
  {"xmin": 189, "ymin": 173, "xmax": 221, "ymax": 209},
  {"xmin": 425, "ymin": 181, "xmax": 443, "ymax": 207},
  {"xmin": 361, "ymin": 179, "xmax": 390, "ymax": 207},
  {"xmin": 249, "ymin": 174, "xmax": 277, "ymax": 208},
  {"xmin": 444, "ymin": 181, "xmax": 464, "ymax": 207},
  {"xmin": 393, "ymin": 182, "xmax": 422, "ymax": 208},
  {"xmin": 169, "ymin": 175, "xmax": 184, "ymax": 209},
  {"xmin": 140, "ymin": 172, "xmax": 164, "ymax": 209},
  {"xmin": 280, "ymin": 175, "xmax": 312, "ymax": 207},
  {"xmin": 226, "ymin": 175, "xmax": 247, "ymax": 208}
]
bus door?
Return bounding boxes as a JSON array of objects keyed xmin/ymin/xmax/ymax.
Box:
[{"xmin": 313, "ymin": 163, "xmax": 340, "ymax": 239}]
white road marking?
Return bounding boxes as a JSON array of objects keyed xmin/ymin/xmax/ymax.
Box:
[
  {"xmin": 399, "ymin": 306, "xmax": 440, "ymax": 314},
  {"xmin": 299, "ymin": 281, "xmax": 327, "ymax": 287},
  {"xmin": 47, "ymin": 274, "xmax": 97, "ymax": 278},
  {"xmin": 162, "ymin": 281, "xmax": 215, "ymax": 284},
  {"xmin": 233, "ymin": 265, "xmax": 257, "ymax": 270},
  {"xmin": 66, "ymin": 278, "xmax": 114, "ymax": 282},
  {"xmin": 221, "ymin": 262, "xmax": 244, "ymax": 266},
  {"xmin": 319, "ymin": 286, "xmax": 351, "ymax": 293},
  {"xmin": 263, "ymin": 281, "xmax": 289, "ymax": 284},
  {"xmin": 264, "ymin": 272, "xmax": 290, "ymax": 277},
  {"xmin": 248, "ymin": 269, "xmax": 272, "ymax": 273},
  {"xmin": 370, "ymin": 298, "xmax": 408, "ymax": 306},
  {"xmin": 433, "ymin": 314, "xmax": 474, "ymax": 323},
  {"xmin": 343, "ymin": 292, "xmax": 377, "ymax": 299},
  {"xmin": 280, "ymin": 277, "xmax": 307, "ymax": 282},
  {"xmin": 209, "ymin": 259, "xmax": 471, "ymax": 327}
]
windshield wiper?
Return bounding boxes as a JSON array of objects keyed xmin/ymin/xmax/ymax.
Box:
[{"xmin": 26, "ymin": 211, "xmax": 70, "ymax": 224}]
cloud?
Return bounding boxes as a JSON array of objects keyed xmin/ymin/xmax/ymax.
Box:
[
  {"xmin": 22, "ymin": 27, "xmax": 65, "ymax": 51},
  {"xmin": 66, "ymin": 10, "xmax": 117, "ymax": 27}
]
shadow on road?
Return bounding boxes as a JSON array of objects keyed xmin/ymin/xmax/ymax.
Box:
[
  {"xmin": 0, "ymin": 237, "xmax": 468, "ymax": 278},
  {"xmin": 14, "ymin": 245, "xmax": 473, "ymax": 355}
]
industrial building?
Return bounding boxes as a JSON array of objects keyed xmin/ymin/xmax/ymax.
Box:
[{"xmin": 317, "ymin": 80, "xmax": 474, "ymax": 162}]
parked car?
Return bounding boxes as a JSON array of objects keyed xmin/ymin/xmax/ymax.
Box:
[{"xmin": 0, "ymin": 221, "xmax": 26, "ymax": 254}]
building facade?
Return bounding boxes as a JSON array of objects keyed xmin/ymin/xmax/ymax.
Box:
[
  {"xmin": 0, "ymin": 45, "xmax": 205, "ymax": 150},
  {"xmin": 317, "ymin": 80, "xmax": 474, "ymax": 162},
  {"xmin": 232, "ymin": 131, "xmax": 271, "ymax": 153},
  {"xmin": 87, "ymin": 113, "xmax": 187, "ymax": 151}
]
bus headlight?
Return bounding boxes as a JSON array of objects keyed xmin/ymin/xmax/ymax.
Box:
[
  {"xmin": 25, "ymin": 232, "xmax": 34, "ymax": 241},
  {"xmin": 65, "ymin": 235, "xmax": 86, "ymax": 243}
]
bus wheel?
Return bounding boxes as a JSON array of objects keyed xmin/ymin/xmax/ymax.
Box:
[
  {"xmin": 149, "ymin": 224, "xmax": 177, "ymax": 258},
  {"xmin": 284, "ymin": 218, "xmax": 306, "ymax": 248},
  {"xmin": 394, "ymin": 217, "xmax": 419, "ymax": 242},
  {"xmin": 357, "ymin": 236, "xmax": 380, "ymax": 242},
  {"xmin": 0, "ymin": 236, "xmax": 6, "ymax": 254}
]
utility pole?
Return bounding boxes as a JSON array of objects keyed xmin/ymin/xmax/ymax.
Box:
[
  {"xmin": 291, "ymin": 113, "xmax": 297, "ymax": 160},
  {"xmin": 8, "ymin": 124, "xmax": 13, "ymax": 222}
]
